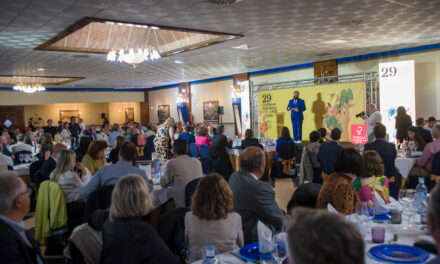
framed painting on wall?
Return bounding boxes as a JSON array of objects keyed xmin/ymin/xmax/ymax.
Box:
[
  {"xmin": 60, "ymin": 110, "xmax": 80, "ymax": 124},
  {"xmin": 157, "ymin": 105, "xmax": 170, "ymax": 124},
  {"xmin": 203, "ymin": 101, "xmax": 219, "ymax": 122},
  {"xmin": 125, "ymin": 108, "xmax": 135, "ymax": 123}
]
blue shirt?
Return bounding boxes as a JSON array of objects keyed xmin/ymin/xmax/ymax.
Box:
[
  {"xmin": 81, "ymin": 161, "xmax": 152, "ymax": 202},
  {"xmin": 108, "ymin": 131, "xmax": 122, "ymax": 147},
  {"xmin": 2, "ymin": 147, "xmax": 11, "ymax": 156},
  {"xmin": 0, "ymin": 215, "xmax": 43, "ymax": 264},
  {"xmin": 178, "ymin": 132, "xmax": 196, "ymax": 145}
]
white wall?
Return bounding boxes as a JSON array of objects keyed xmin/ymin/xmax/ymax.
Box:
[
  {"xmin": 148, "ymin": 87, "xmax": 179, "ymax": 124},
  {"xmin": 250, "ymin": 68, "xmax": 314, "ymax": 84},
  {"xmin": 0, "ymin": 90, "xmax": 144, "ymax": 105}
]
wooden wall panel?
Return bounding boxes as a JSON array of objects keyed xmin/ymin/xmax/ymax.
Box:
[
  {"xmin": 0, "ymin": 106, "xmax": 25, "ymax": 132},
  {"xmin": 314, "ymin": 60, "xmax": 338, "ymax": 83},
  {"xmin": 140, "ymin": 89, "xmax": 150, "ymax": 125}
]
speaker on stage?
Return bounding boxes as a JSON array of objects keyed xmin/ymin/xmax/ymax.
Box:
[{"xmin": 218, "ymin": 106, "xmax": 224, "ymax": 115}]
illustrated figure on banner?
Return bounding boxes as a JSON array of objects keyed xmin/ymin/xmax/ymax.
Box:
[
  {"xmin": 324, "ymin": 88, "xmax": 355, "ymax": 142},
  {"xmin": 287, "ymin": 91, "xmax": 306, "ymax": 143}
]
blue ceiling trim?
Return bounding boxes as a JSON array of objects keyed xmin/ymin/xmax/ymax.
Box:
[
  {"xmin": 189, "ymin": 75, "xmax": 233, "ymax": 85},
  {"xmin": 248, "ymin": 62, "xmax": 314, "ymax": 76}
]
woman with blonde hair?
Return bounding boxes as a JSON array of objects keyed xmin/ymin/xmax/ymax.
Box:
[
  {"xmin": 50, "ymin": 149, "xmax": 91, "ymax": 222},
  {"xmin": 353, "ymin": 150, "xmax": 389, "ymax": 208},
  {"xmin": 101, "ymin": 174, "xmax": 181, "ymax": 264},
  {"xmin": 185, "ymin": 173, "xmax": 243, "ymax": 260},
  {"xmin": 153, "ymin": 117, "xmax": 175, "ymax": 160},
  {"xmin": 81, "ymin": 140, "xmax": 108, "ymax": 175}
]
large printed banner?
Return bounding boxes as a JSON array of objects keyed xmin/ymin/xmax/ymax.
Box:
[
  {"xmin": 240, "ymin": 81, "xmax": 251, "ymax": 138},
  {"xmin": 258, "ymin": 82, "xmax": 365, "ymax": 142},
  {"xmin": 379, "ymin": 60, "xmax": 415, "ymax": 142}
]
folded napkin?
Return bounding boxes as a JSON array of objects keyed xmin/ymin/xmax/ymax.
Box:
[
  {"xmin": 258, "ymin": 221, "xmax": 274, "ymax": 254},
  {"xmin": 374, "ymin": 192, "xmax": 389, "ymax": 215}
]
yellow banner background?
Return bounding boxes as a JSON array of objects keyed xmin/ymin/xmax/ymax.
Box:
[{"xmin": 258, "ymin": 82, "xmax": 365, "ymax": 142}]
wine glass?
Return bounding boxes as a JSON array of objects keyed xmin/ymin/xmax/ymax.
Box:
[
  {"xmin": 400, "ymin": 189, "xmax": 416, "ymax": 230},
  {"xmin": 272, "ymin": 233, "xmax": 288, "ymax": 264},
  {"xmin": 19, "ymin": 153, "xmax": 24, "ymax": 164}
]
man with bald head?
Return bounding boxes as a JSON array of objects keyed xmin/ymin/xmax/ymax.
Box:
[
  {"xmin": 40, "ymin": 143, "xmax": 67, "ymax": 183},
  {"xmin": 362, "ymin": 103, "xmax": 382, "ymax": 139},
  {"xmin": 0, "ymin": 172, "xmax": 46, "ymax": 263},
  {"xmin": 228, "ymin": 146, "xmax": 285, "ymax": 244},
  {"xmin": 418, "ymin": 125, "xmax": 440, "ymax": 172}
]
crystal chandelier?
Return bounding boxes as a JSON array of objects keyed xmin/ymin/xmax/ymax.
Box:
[
  {"xmin": 176, "ymin": 93, "xmax": 189, "ymax": 104},
  {"xmin": 107, "ymin": 47, "xmax": 161, "ymax": 67},
  {"xmin": 13, "ymin": 84, "xmax": 46, "ymax": 93}
]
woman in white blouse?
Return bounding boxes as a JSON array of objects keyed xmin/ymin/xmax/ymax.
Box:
[
  {"xmin": 185, "ymin": 173, "xmax": 243, "ymax": 261},
  {"xmin": 50, "ymin": 149, "xmax": 91, "ymax": 220},
  {"xmin": 60, "ymin": 122, "xmax": 71, "ymax": 146}
]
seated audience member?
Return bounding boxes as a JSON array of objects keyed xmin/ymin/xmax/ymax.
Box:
[
  {"xmin": 178, "ymin": 126, "xmax": 196, "ymax": 145},
  {"xmin": 43, "ymin": 119, "xmax": 58, "ymax": 139},
  {"xmin": 38, "ymin": 133, "xmax": 53, "ymax": 160},
  {"xmin": 81, "ymin": 142, "xmax": 151, "ymax": 202},
  {"xmin": 185, "ymin": 173, "xmax": 243, "ymax": 260},
  {"xmin": 286, "ymin": 183, "xmax": 321, "ymax": 214},
  {"xmin": 40, "ymin": 143, "xmax": 67, "ymax": 182},
  {"xmin": 0, "ymin": 136, "xmax": 13, "ymax": 167},
  {"xmin": 160, "ymin": 139, "xmax": 203, "ymax": 208},
  {"xmin": 96, "ymin": 128, "xmax": 109, "ymax": 145},
  {"xmin": 276, "ymin": 127, "xmax": 294, "ymax": 155},
  {"xmin": 417, "ymin": 117, "xmax": 433, "ymax": 144},
  {"xmin": 75, "ymin": 136, "xmax": 92, "ymax": 162},
  {"xmin": 108, "ymin": 136, "xmax": 126, "ymax": 164},
  {"xmin": 211, "ymin": 125, "xmax": 233, "ymax": 180},
  {"xmin": 11, "ymin": 133, "xmax": 33, "ymax": 154},
  {"xmin": 82, "ymin": 125, "xmax": 96, "ymax": 140},
  {"xmin": 418, "ymin": 125, "xmax": 440, "ymax": 173},
  {"xmin": 145, "ymin": 123, "xmax": 157, "ymax": 138},
  {"xmin": 404, "ymin": 126, "xmax": 426, "ymax": 151},
  {"xmin": 78, "ymin": 118, "xmax": 86, "ymax": 134},
  {"xmin": 195, "ymin": 126, "xmax": 211, "ymax": 152},
  {"xmin": 427, "ymin": 184, "xmax": 440, "ymax": 264},
  {"xmin": 100, "ymin": 174, "xmax": 182, "ymax": 264},
  {"xmin": 287, "ymin": 207, "xmax": 364, "ymax": 264},
  {"xmin": 50, "ymin": 150, "xmax": 91, "ymax": 222},
  {"xmin": 317, "ymin": 128, "xmax": 343, "ymax": 178},
  {"xmin": 81, "ymin": 140, "xmax": 108, "ymax": 175},
  {"xmin": 425, "ymin": 116, "xmax": 437, "ymax": 134},
  {"xmin": 228, "ymin": 147, "xmax": 284, "ymax": 244},
  {"xmin": 30, "ymin": 132, "xmax": 39, "ymax": 154},
  {"xmin": 364, "ymin": 123, "xmax": 398, "ymax": 199},
  {"xmin": 240, "ymin": 129, "xmax": 263, "ymax": 150},
  {"xmin": 353, "ymin": 150, "xmax": 389, "ymax": 208},
  {"xmin": 317, "ymin": 128, "xmax": 327, "ymax": 143},
  {"xmin": 108, "ymin": 124, "xmax": 122, "ymax": 148},
  {"xmin": 1, "ymin": 131, "xmax": 13, "ymax": 157},
  {"xmin": 208, "ymin": 123, "xmax": 215, "ymax": 140},
  {"xmin": 307, "ymin": 130, "xmax": 321, "ymax": 171},
  {"xmin": 317, "ymin": 149, "xmax": 361, "ymax": 215},
  {"xmin": 0, "ymin": 172, "xmax": 46, "ymax": 264}
]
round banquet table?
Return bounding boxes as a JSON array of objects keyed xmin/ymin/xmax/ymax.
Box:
[{"xmin": 395, "ymin": 157, "xmax": 418, "ymax": 180}]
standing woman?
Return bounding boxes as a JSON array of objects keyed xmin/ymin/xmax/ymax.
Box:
[
  {"xmin": 395, "ymin": 106, "xmax": 412, "ymax": 144},
  {"xmin": 61, "ymin": 122, "xmax": 71, "ymax": 146},
  {"xmin": 153, "ymin": 117, "xmax": 175, "ymax": 160},
  {"xmin": 81, "ymin": 140, "xmax": 108, "ymax": 175}
]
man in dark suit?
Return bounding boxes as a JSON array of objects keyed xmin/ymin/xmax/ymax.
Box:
[
  {"xmin": 40, "ymin": 143, "xmax": 67, "ymax": 182},
  {"xmin": 43, "ymin": 119, "xmax": 58, "ymax": 139},
  {"xmin": 228, "ymin": 147, "xmax": 285, "ymax": 244},
  {"xmin": 177, "ymin": 126, "xmax": 195, "ymax": 145},
  {"xmin": 211, "ymin": 125, "xmax": 233, "ymax": 180},
  {"xmin": 0, "ymin": 171, "xmax": 46, "ymax": 264},
  {"xmin": 364, "ymin": 123, "xmax": 398, "ymax": 199},
  {"xmin": 317, "ymin": 128, "xmax": 344, "ymax": 176},
  {"xmin": 416, "ymin": 117, "xmax": 433, "ymax": 144},
  {"xmin": 287, "ymin": 91, "xmax": 306, "ymax": 143},
  {"xmin": 69, "ymin": 116, "xmax": 81, "ymax": 148}
]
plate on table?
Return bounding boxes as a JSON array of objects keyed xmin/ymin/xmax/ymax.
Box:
[
  {"xmin": 239, "ymin": 243, "xmax": 273, "ymax": 261},
  {"xmin": 369, "ymin": 244, "xmax": 429, "ymax": 263}
]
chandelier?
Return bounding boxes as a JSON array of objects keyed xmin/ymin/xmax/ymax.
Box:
[
  {"xmin": 107, "ymin": 47, "xmax": 161, "ymax": 67},
  {"xmin": 13, "ymin": 84, "xmax": 46, "ymax": 93},
  {"xmin": 176, "ymin": 93, "xmax": 189, "ymax": 104}
]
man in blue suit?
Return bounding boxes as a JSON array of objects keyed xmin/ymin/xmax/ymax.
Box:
[
  {"xmin": 287, "ymin": 91, "xmax": 306, "ymax": 143},
  {"xmin": 364, "ymin": 123, "xmax": 398, "ymax": 199}
]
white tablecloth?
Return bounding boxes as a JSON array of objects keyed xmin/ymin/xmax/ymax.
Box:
[
  {"xmin": 150, "ymin": 184, "xmax": 172, "ymax": 208},
  {"xmin": 228, "ymin": 145, "xmax": 277, "ymax": 156},
  {"xmin": 13, "ymin": 163, "xmax": 30, "ymax": 176},
  {"xmin": 395, "ymin": 157, "xmax": 418, "ymax": 179}
]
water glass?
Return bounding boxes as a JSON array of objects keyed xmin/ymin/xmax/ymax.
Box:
[
  {"xmin": 399, "ymin": 189, "xmax": 417, "ymax": 230},
  {"xmin": 272, "ymin": 233, "xmax": 288, "ymax": 264}
]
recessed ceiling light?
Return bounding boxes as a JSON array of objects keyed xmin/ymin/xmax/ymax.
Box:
[
  {"xmin": 326, "ymin": 39, "xmax": 347, "ymax": 44},
  {"xmin": 174, "ymin": 60, "xmax": 184, "ymax": 64},
  {"xmin": 37, "ymin": 68, "xmax": 44, "ymax": 71},
  {"xmin": 151, "ymin": 26, "xmax": 160, "ymax": 30}
]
